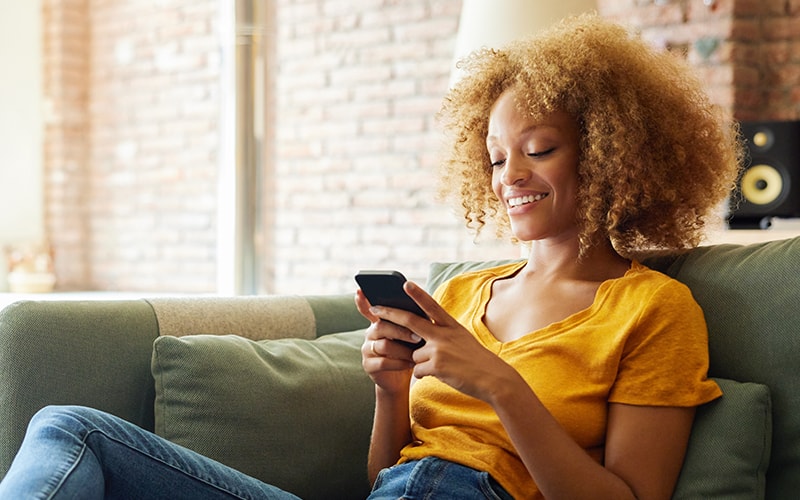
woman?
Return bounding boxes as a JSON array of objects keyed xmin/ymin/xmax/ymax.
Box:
[
  {"xmin": 356, "ymin": 13, "xmax": 740, "ymax": 500},
  {"xmin": 0, "ymin": 14, "xmax": 740, "ymax": 500}
]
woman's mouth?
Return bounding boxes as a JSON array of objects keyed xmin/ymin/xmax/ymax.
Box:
[{"xmin": 507, "ymin": 193, "xmax": 549, "ymax": 208}]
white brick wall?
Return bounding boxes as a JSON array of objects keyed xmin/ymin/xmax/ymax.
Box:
[{"xmin": 270, "ymin": 0, "xmax": 516, "ymax": 294}]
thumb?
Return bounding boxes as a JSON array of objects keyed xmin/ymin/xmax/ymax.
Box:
[
  {"xmin": 403, "ymin": 281, "xmax": 453, "ymax": 328},
  {"xmin": 355, "ymin": 289, "xmax": 380, "ymax": 322}
]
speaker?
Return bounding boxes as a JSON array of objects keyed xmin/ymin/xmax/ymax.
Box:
[{"xmin": 729, "ymin": 120, "xmax": 800, "ymax": 229}]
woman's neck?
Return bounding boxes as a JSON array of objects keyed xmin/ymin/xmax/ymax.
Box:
[{"xmin": 522, "ymin": 237, "xmax": 629, "ymax": 283}]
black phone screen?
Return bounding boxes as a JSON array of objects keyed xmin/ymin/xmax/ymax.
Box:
[{"xmin": 354, "ymin": 270, "xmax": 428, "ymax": 319}]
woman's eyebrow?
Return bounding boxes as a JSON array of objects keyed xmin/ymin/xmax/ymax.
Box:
[{"xmin": 486, "ymin": 124, "xmax": 560, "ymax": 143}]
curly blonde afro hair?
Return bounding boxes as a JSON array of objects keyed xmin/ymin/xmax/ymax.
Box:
[{"xmin": 438, "ymin": 13, "xmax": 743, "ymax": 256}]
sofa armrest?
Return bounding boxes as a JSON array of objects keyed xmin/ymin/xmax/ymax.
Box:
[
  {"xmin": 306, "ymin": 294, "xmax": 369, "ymax": 336},
  {"xmin": 145, "ymin": 294, "xmax": 368, "ymax": 340},
  {"xmin": 0, "ymin": 293, "xmax": 369, "ymax": 482},
  {"xmin": 0, "ymin": 299, "xmax": 160, "ymax": 479}
]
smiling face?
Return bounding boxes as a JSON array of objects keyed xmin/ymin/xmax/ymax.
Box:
[{"xmin": 487, "ymin": 91, "xmax": 581, "ymax": 243}]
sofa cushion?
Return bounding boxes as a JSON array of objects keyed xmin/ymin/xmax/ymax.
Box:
[
  {"xmin": 673, "ymin": 378, "xmax": 771, "ymax": 499},
  {"xmin": 151, "ymin": 329, "xmax": 375, "ymax": 500}
]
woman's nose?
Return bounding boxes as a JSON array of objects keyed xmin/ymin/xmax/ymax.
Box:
[{"xmin": 501, "ymin": 154, "xmax": 530, "ymax": 186}]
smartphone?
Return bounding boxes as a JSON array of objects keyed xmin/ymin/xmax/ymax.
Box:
[{"xmin": 355, "ymin": 270, "xmax": 427, "ymax": 349}]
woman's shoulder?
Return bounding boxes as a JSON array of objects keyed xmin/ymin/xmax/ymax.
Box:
[
  {"xmin": 612, "ymin": 260, "xmax": 697, "ymax": 306},
  {"xmin": 625, "ymin": 260, "xmax": 679, "ymax": 284}
]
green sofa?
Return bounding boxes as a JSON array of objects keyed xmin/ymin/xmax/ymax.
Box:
[{"xmin": 0, "ymin": 237, "xmax": 798, "ymax": 499}]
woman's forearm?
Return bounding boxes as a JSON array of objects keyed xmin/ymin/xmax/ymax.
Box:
[
  {"xmin": 488, "ymin": 372, "xmax": 635, "ymax": 500},
  {"xmin": 366, "ymin": 385, "xmax": 413, "ymax": 485}
]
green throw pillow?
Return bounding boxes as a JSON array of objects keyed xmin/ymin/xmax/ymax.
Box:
[
  {"xmin": 674, "ymin": 378, "xmax": 772, "ymax": 499},
  {"xmin": 151, "ymin": 330, "xmax": 375, "ymax": 500}
]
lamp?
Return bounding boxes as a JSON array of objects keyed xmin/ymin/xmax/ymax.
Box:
[{"xmin": 451, "ymin": 0, "xmax": 597, "ymax": 85}]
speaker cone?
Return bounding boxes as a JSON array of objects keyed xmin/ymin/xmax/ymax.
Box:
[{"xmin": 740, "ymin": 164, "xmax": 785, "ymax": 206}]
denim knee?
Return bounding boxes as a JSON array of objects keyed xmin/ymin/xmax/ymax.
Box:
[
  {"xmin": 27, "ymin": 405, "xmax": 106, "ymax": 440},
  {"xmin": 31, "ymin": 405, "xmax": 95, "ymax": 427}
]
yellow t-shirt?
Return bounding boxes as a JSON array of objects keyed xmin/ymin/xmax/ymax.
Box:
[{"xmin": 399, "ymin": 261, "xmax": 721, "ymax": 499}]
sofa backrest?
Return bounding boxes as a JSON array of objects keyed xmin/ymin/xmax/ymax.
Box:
[{"xmin": 428, "ymin": 236, "xmax": 800, "ymax": 500}]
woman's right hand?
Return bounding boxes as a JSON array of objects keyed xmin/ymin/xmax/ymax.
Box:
[{"xmin": 355, "ymin": 289, "xmax": 421, "ymax": 395}]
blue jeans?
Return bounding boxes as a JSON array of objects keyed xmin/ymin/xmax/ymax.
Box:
[
  {"xmin": 1, "ymin": 406, "xmax": 514, "ymax": 499},
  {"xmin": 0, "ymin": 406, "xmax": 300, "ymax": 499},
  {"xmin": 368, "ymin": 456, "xmax": 513, "ymax": 500}
]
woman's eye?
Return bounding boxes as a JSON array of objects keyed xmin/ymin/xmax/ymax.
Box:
[
  {"xmin": 528, "ymin": 147, "xmax": 555, "ymax": 158},
  {"xmin": 490, "ymin": 159, "xmax": 505, "ymax": 168}
]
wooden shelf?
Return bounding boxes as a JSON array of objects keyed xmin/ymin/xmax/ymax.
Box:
[{"xmin": 704, "ymin": 219, "xmax": 800, "ymax": 246}]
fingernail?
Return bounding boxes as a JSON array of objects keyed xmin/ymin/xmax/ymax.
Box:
[
  {"xmin": 369, "ymin": 306, "xmax": 381, "ymax": 314},
  {"xmin": 410, "ymin": 333, "xmax": 421, "ymax": 342}
]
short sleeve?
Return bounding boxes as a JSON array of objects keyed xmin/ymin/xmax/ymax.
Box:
[{"xmin": 609, "ymin": 279, "xmax": 722, "ymax": 407}]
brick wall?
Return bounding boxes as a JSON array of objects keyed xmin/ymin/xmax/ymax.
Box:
[
  {"xmin": 41, "ymin": 0, "xmax": 800, "ymax": 294},
  {"xmin": 43, "ymin": 0, "xmax": 222, "ymax": 292},
  {"xmin": 86, "ymin": 0, "xmax": 221, "ymax": 291},
  {"xmin": 42, "ymin": 0, "xmax": 518, "ymax": 295},
  {"xmin": 42, "ymin": 0, "xmax": 91, "ymax": 290},
  {"xmin": 270, "ymin": 0, "xmax": 516, "ymax": 294},
  {"xmin": 599, "ymin": 0, "xmax": 800, "ymax": 121}
]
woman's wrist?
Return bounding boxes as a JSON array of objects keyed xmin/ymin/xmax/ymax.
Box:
[
  {"xmin": 375, "ymin": 379, "xmax": 410, "ymax": 400},
  {"xmin": 483, "ymin": 365, "xmax": 531, "ymax": 409}
]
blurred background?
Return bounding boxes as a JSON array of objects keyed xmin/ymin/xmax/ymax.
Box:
[{"xmin": 2, "ymin": 0, "xmax": 799, "ymax": 296}]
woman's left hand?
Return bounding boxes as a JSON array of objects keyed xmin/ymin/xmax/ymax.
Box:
[{"xmin": 369, "ymin": 280, "xmax": 518, "ymax": 403}]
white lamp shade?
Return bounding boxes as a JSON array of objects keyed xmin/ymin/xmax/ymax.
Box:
[{"xmin": 451, "ymin": 0, "xmax": 597, "ymax": 84}]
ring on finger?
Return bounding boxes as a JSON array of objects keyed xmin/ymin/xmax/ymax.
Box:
[{"xmin": 370, "ymin": 340, "xmax": 378, "ymax": 356}]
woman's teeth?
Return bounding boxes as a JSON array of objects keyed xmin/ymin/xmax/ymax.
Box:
[{"xmin": 508, "ymin": 193, "xmax": 548, "ymax": 208}]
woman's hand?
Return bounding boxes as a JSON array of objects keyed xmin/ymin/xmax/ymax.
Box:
[
  {"xmin": 356, "ymin": 289, "xmax": 424, "ymax": 482},
  {"xmin": 362, "ymin": 280, "xmax": 517, "ymax": 404},
  {"xmin": 355, "ymin": 289, "xmax": 422, "ymax": 396}
]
